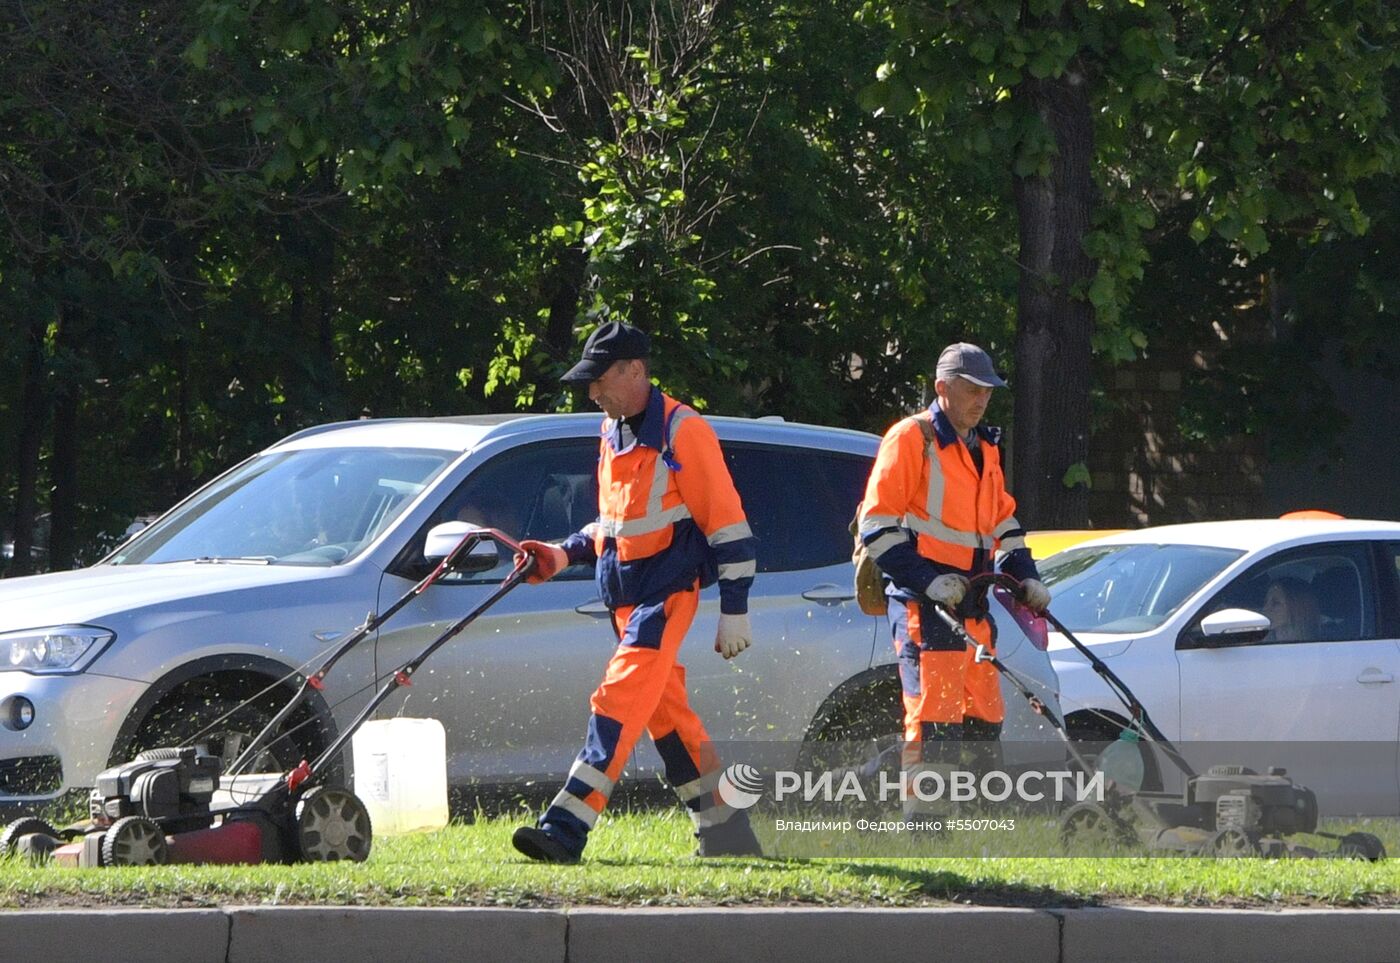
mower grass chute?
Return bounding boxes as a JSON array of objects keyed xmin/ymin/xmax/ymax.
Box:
[{"xmin": 1, "ymin": 524, "xmax": 534, "ymax": 868}]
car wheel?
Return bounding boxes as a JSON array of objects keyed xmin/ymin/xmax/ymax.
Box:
[
  {"xmin": 808, "ymin": 672, "xmax": 903, "ymax": 744},
  {"xmin": 125, "ymin": 675, "xmax": 322, "ymax": 774},
  {"xmin": 798, "ymin": 672, "xmax": 903, "ymax": 781}
]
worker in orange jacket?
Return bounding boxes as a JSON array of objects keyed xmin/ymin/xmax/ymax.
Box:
[
  {"xmin": 511, "ymin": 322, "xmax": 762, "ymax": 863},
  {"xmin": 857, "ymin": 343, "xmax": 1050, "ymax": 808}
]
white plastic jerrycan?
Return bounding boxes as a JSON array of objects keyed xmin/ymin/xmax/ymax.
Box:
[{"xmin": 352, "ymin": 717, "xmax": 449, "ymax": 835}]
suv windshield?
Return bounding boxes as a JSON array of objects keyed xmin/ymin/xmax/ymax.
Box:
[
  {"xmin": 1040, "ymin": 542, "xmax": 1244, "ymax": 633},
  {"xmin": 110, "ymin": 447, "xmax": 453, "ymax": 567}
]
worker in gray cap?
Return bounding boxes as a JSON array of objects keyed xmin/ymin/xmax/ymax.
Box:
[{"xmin": 856, "ymin": 342, "xmax": 1049, "ymax": 817}]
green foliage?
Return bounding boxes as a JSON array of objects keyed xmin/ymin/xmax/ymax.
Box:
[
  {"xmin": 2, "ymin": 0, "xmax": 1399, "ymax": 559},
  {"xmin": 858, "ymin": 0, "xmax": 1400, "ymax": 366}
]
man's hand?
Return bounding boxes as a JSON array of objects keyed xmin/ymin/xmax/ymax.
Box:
[
  {"xmin": 1016, "ymin": 577, "xmax": 1051, "ymax": 613},
  {"xmin": 926, "ymin": 573, "xmax": 970, "ymax": 608},
  {"xmin": 517, "ymin": 540, "xmax": 568, "ymax": 584},
  {"xmin": 715, "ymin": 613, "xmax": 752, "ymax": 660}
]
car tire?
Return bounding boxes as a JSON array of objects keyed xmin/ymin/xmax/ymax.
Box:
[
  {"xmin": 807, "ymin": 671, "xmax": 903, "ymax": 745},
  {"xmin": 123, "ymin": 674, "xmax": 326, "ymax": 775},
  {"xmin": 798, "ymin": 671, "xmax": 903, "ymax": 782}
]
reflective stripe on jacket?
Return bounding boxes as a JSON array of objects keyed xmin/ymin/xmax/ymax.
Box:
[
  {"xmin": 562, "ymin": 387, "xmax": 756, "ymax": 613},
  {"xmin": 856, "ymin": 403, "xmax": 1037, "ymax": 602}
]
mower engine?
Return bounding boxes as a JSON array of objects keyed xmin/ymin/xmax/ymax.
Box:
[
  {"xmin": 1190, "ymin": 764, "xmax": 1319, "ymax": 836},
  {"xmin": 89, "ymin": 746, "xmax": 221, "ymax": 833}
]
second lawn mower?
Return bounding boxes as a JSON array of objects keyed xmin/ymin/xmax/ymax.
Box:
[{"xmin": 937, "ymin": 573, "xmax": 1384, "ymax": 860}]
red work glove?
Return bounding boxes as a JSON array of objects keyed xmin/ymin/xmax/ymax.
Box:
[{"xmin": 517, "ymin": 540, "xmax": 568, "ymax": 584}]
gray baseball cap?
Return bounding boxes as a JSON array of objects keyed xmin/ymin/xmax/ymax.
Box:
[{"xmin": 935, "ymin": 342, "xmax": 1007, "ymax": 388}]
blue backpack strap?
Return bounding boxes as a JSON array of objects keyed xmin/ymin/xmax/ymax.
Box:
[{"xmin": 661, "ymin": 403, "xmax": 687, "ymax": 472}]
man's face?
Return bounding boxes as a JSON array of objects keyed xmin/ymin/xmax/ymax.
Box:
[
  {"xmin": 936, "ymin": 376, "xmax": 994, "ymax": 434},
  {"xmin": 587, "ymin": 359, "xmax": 647, "ymax": 419}
]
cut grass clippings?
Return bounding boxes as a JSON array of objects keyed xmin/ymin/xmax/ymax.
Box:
[{"xmin": 2, "ymin": 809, "xmax": 1398, "ymax": 910}]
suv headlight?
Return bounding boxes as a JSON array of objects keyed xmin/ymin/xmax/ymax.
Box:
[{"xmin": 0, "ymin": 625, "xmax": 114, "ymax": 673}]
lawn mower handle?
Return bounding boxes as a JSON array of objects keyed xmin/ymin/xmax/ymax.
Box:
[
  {"xmin": 923, "ymin": 599, "xmax": 1096, "ymax": 776},
  {"xmin": 967, "ymin": 573, "xmax": 1197, "ymax": 781},
  {"xmin": 224, "ymin": 527, "xmax": 535, "ymax": 777},
  {"xmin": 302, "ymin": 541, "xmax": 536, "ymax": 783}
]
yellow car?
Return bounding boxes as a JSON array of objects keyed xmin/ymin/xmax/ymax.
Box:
[{"xmin": 1026, "ymin": 529, "xmax": 1124, "ymax": 560}]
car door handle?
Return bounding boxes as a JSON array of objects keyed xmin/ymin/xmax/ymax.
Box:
[
  {"xmin": 802, "ymin": 583, "xmax": 855, "ymax": 605},
  {"xmin": 575, "ymin": 598, "xmax": 612, "ymax": 619},
  {"xmin": 1356, "ymin": 669, "xmax": 1395, "ymax": 685}
]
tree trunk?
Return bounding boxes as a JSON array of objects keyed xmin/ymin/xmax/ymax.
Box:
[
  {"xmin": 172, "ymin": 332, "xmax": 192, "ymax": 498},
  {"xmin": 545, "ymin": 245, "xmax": 587, "ymax": 353},
  {"xmin": 49, "ymin": 358, "xmax": 80, "ymax": 571},
  {"xmin": 1010, "ymin": 63, "xmax": 1096, "ymax": 529},
  {"xmin": 8, "ymin": 314, "xmax": 49, "ymax": 576},
  {"xmin": 313, "ymin": 157, "xmax": 341, "ymax": 420}
]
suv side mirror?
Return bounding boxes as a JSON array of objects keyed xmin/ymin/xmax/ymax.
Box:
[
  {"xmin": 1198, "ymin": 607, "xmax": 1271, "ymax": 646},
  {"xmin": 424, "ymin": 522, "xmax": 501, "ymax": 574}
]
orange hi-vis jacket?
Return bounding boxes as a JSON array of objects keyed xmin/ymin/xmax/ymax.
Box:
[
  {"xmin": 560, "ymin": 387, "xmax": 756, "ymax": 614},
  {"xmin": 857, "ymin": 403, "xmax": 1037, "ymax": 604}
]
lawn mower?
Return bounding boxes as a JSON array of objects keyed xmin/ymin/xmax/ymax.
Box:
[
  {"xmin": 931, "ymin": 572, "xmax": 1385, "ymax": 860},
  {"xmin": 0, "ymin": 524, "xmax": 534, "ymax": 868}
]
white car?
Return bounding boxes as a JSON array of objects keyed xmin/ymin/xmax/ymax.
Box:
[
  {"xmin": 0, "ymin": 413, "xmax": 1066, "ymax": 813},
  {"xmin": 1043, "ymin": 518, "xmax": 1400, "ymax": 816}
]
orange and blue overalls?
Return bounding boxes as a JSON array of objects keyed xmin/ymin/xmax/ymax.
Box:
[
  {"xmin": 857, "ymin": 403, "xmax": 1038, "ymax": 771},
  {"xmin": 539, "ymin": 387, "xmax": 756, "ymax": 849}
]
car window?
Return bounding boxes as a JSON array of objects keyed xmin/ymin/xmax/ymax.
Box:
[
  {"xmin": 1190, "ymin": 542, "xmax": 1376, "ymax": 644},
  {"xmin": 723, "ymin": 443, "xmax": 871, "ymax": 572},
  {"xmin": 113, "ymin": 448, "xmax": 454, "ymax": 567},
  {"xmin": 1382, "ymin": 542, "xmax": 1400, "ymax": 638},
  {"xmin": 1039, "ymin": 543, "xmax": 1244, "ymax": 634},
  {"xmin": 397, "ymin": 439, "xmax": 600, "ymax": 582}
]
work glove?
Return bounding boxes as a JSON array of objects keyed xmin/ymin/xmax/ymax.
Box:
[
  {"xmin": 517, "ymin": 540, "xmax": 568, "ymax": 584},
  {"xmin": 925, "ymin": 573, "xmax": 970, "ymax": 608},
  {"xmin": 1015, "ymin": 577, "xmax": 1051, "ymax": 614},
  {"xmin": 715, "ymin": 613, "xmax": 752, "ymax": 660}
]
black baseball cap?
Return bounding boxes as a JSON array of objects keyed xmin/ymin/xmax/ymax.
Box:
[{"xmin": 560, "ymin": 322, "xmax": 651, "ymax": 384}]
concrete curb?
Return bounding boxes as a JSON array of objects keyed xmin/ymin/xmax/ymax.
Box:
[
  {"xmin": 2, "ymin": 906, "xmax": 1398, "ymax": 963},
  {"xmin": 1054, "ymin": 906, "xmax": 1400, "ymax": 963},
  {"xmin": 567, "ymin": 906, "xmax": 1058, "ymax": 963}
]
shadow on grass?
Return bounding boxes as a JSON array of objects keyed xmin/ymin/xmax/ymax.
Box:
[{"xmin": 824, "ymin": 859, "xmax": 1098, "ymax": 908}]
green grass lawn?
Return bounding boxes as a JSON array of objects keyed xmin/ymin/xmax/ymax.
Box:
[{"xmin": 3, "ymin": 808, "xmax": 1400, "ymax": 910}]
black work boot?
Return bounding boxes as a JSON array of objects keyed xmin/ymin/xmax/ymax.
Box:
[
  {"xmin": 696, "ymin": 812, "xmax": 763, "ymax": 857},
  {"xmin": 961, "ymin": 716, "xmax": 1004, "ymax": 783},
  {"xmin": 512, "ymin": 822, "xmax": 584, "ymax": 865}
]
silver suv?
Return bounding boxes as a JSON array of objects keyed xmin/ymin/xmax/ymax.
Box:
[{"xmin": 0, "ymin": 414, "xmax": 1065, "ymax": 810}]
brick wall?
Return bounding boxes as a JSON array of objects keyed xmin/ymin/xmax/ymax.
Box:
[{"xmin": 1087, "ymin": 355, "xmax": 1268, "ymax": 527}]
